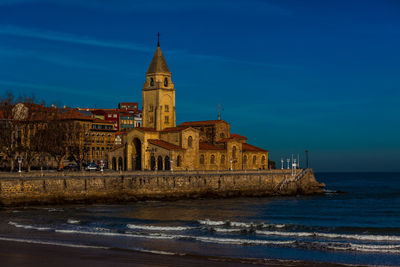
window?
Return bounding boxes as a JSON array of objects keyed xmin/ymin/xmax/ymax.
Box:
[
  {"xmin": 165, "ymin": 116, "xmax": 169, "ymax": 124},
  {"xmin": 243, "ymin": 155, "xmax": 247, "ymax": 165},
  {"xmin": 113, "ymin": 114, "xmax": 117, "ymax": 118},
  {"xmin": 149, "ymin": 116, "xmax": 153, "ymax": 123},
  {"xmin": 253, "ymin": 155, "xmax": 257, "ymax": 165},
  {"xmin": 176, "ymin": 155, "xmax": 181, "ymax": 167},
  {"xmin": 149, "ymin": 105, "xmax": 154, "ymax": 112},
  {"xmin": 164, "ymin": 77, "xmax": 168, "ymax": 87},
  {"xmin": 165, "ymin": 105, "xmax": 169, "ymax": 112},
  {"xmin": 262, "ymin": 156, "xmax": 266, "ymax": 165},
  {"xmin": 210, "ymin": 155, "xmax": 215, "ymax": 164},
  {"xmin": 232, "ymin": 146, "xmax": 237, "ymax": 159},
  {"xmin": 221, "ymin": 155, "xmax": 225, "ymax": 164},
  {"xmin": 188, "ymin": 136, "xmax": 193, "ymax": 148},
  {"xmin": 200, "ymin": 155, "xmax": 205, "ymax": 164},
  {"xmin": 150, "ymin": 78, "xmax": 154, "ymax": 87},
  {"xmin": 220, "ymin": 133, "xmax": 225, "ymax": 138}
]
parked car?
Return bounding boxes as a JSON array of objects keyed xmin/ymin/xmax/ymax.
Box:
[
  {"xmin": 64, "ymin": 164, "xmax": 80, "ymax": 171},
  {"xmin": 85, "ymin": 163, "xmax": 99, "ymax": 171}
]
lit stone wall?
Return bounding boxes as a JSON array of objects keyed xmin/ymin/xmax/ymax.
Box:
[{"xmin": 0, "ymin": 169, "xmax": 324, "ymax": 206}]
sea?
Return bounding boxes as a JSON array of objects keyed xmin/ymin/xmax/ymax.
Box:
[{"xmin": 1, "ymin": 172, "xmax": 400, "ymax": 266}]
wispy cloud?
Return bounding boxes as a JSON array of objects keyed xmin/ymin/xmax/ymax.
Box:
[
  {"xmin": 0, "ymin": 25, "xmax": 152, "ymax": 53},
  {"xmin": 0, "ymin": 80, "xmax": 94, "ymax": 97},
  {"xmin": 0, "ymin": 24, "xmax": 303, "ymax": 71}
]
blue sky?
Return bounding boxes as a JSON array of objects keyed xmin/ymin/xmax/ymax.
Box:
[{"xmin": 0, "ymin": 0, "xmax": 399, "ymax": 171}]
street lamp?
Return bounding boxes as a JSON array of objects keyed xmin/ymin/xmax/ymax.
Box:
[
  {"xmin": 286, "ymin": 158, "xmax": 290, "ymax": 170},
  {"xmin": 18, "ymin": 155, "xmax": 23, "ymax": 173},
  {"xmin": 230, "ymin": 158, "xmax": 233, "ymax": 171},
  {"xmin": 280, "ymin": 158, "xmax": 284, "ymax": 170},
  {"xmin": 170, "ymin": 157, "xmax": 173, "ymax": 172}
]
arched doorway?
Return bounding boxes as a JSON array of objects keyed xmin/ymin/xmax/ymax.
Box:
[
  {"xmin": 132, "ymin": 138, "xmax": 142, "ymax": 170},
  {"xmin": 164, "ymin": 156, "xmax": 170, "ymax": 170},
  {"xmin": 150, "ymin": 156, "xmax": 156, "ymax": 170},
  {"xmin": 112, "ymin": 157, "xmax": 117, "ymax": 170},
  {"xmin": 118, "ymin": 157, "xmax": 123, "ymax": 171},
  {"xmin": 157, "ymin": 156, "xmax": 163, "ymax": 171}
]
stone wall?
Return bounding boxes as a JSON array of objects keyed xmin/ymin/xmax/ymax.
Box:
[{"xmin": 0, "ymin": 169, "xmax": 324, "ymax": 206}]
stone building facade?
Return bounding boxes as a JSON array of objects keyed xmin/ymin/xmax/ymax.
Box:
[{"xmin": 108, "ymin": 44, "xmax": 268, "ymax": 171}]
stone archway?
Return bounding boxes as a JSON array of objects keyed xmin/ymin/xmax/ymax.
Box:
[
  {"xmin": 164, "ymin": 156, "xmax": 170, "ymax": 171},
  {"xmin": 112, "ymin": 157, "xmax": 117, "ymax": 171},
  {"xmin": 150, "ymin": 156, "xmax": 156, "ymax": 170},
  {"xmin": 132, "ymin": 138, "xmax": 142, "ymax": 170},
  {"xmin": 118, "ymin": 157, "xmax": 123, "ymax": 171},
  {"xmin": 157, "ymin": 156, "xmax": 163, "ymax": 171}
]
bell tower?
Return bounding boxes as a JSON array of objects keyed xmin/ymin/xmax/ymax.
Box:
[{"xmin": 142, "ymin": 35, "xmax": 176, "ymax": 131}]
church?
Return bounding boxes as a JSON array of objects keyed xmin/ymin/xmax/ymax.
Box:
[{"xmin": 108, "ymin": 42, "xmax": 268, "ymax": 171}]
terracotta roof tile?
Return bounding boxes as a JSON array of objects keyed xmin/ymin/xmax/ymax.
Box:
[
  {"xmin": 136, "ymin": 127, "xmax": 157, "ymax": 132},
  {"xmin": 161, "ymin": 126, "xmax": 188, "ymax": 132},
  {"xmin": 230, "ymin": 133, "xmax": 248, "ymax": 140},
  {"xmin": 178, "ymin": 120, "xmax": 228, "ymax": 127},
  {"xmin": 148, "ymin": 139, "xmax": 184, "ymax": 150},
  {"xmin": 242, "ymin": 143, "xmax": 268, "ymax": 152},
  {"xmin": 199, "ymin": 142, "xmax": 225, "ymax": 151}
]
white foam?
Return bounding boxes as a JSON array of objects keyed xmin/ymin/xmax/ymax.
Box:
[
  {"xmin": 198, "ymin": 219, "xmax": 226, "ymax": 226},
  {"xmin": 325, "ymin": 243, "xmax": 400, "ymax": 254},
  {"xmin": 67, "ymin": 219, "xmax": 80, "ymax": 224},
  {"xmin": 8, "ymin": 221, "xmax": 52, "ymax": 231},
  {"xmin": 214, "ymin": 228, "xmax": 241, "ymax": 233},
  {"xmin": 0, "ymin": 236, "xmax": 108, "ymax": 249},
  {"xmin": 256, "ymin": 230, "xmax": 400, "ymax": 242},
  {"xmin": 194, "ymin": 236, "xmax": 295, "ymax": 246},
  {"xmin": 127, "ymin": 224, "xmax": 191, "ymax": 231},
  {"xmin": 135, "ymin": 248, "xmax": 176, "ymax": 255}
]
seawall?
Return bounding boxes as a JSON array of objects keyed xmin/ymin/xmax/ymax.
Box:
[{"xmin": 0, "ymin": 169, "xmax": 325, "ymax": 206}]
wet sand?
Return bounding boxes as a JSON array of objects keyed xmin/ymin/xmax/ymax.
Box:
[{"xmin": 0, "ymin": 240, "xmax": 369, "ymax": 267}]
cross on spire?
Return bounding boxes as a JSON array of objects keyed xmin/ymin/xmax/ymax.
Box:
[{"xmin": 157, "ymin": 32, "xmax": 160, "ymax": 47}]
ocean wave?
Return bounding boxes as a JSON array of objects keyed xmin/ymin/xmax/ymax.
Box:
[
  {"xmin": 134, "ymin": 248, "xmax": 176, "ymax": 255},
  {"xmin": 67, "ymin": 219, "xmax": 80, "ymax": 224},
  {"xmin": 198, "ymin": 219, "xmax": 226, "ymax": 226},
  {"xmin": 8, "ymin": 221, "xmax": 52, "ymax": 231},
  {"xmin": 0, "ymin": 236, "xmax": 108, "ymax": 249},
  {"xmin": 256, "ymin": 230, "xmax": 400, "ymax": 242},
  {"xmin": 198, "ymin": 219, "xmax": 285, "ymax": 230},
  {"xmin": 127, "ymin": 224, "xmax": 192, "ymax": 231}
]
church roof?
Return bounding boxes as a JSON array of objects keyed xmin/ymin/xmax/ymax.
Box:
[
  {"xmin": 230, "ymin": 133, "xmax": 248, "ymax": 140},
  {"xmin": 161, "ymin": 126, "xmax": 188, "ymax": 132},
  {"xmin": 199, "ymin": 142, "xmax": 225, "ymax": 151},
  {"xmin": 242, "ymin": 143, "xmax": 268, "ymax": 152},
  {"xmin": 147, "ymin": 46, "xmax": 171, "ymax": 74},
  {"xmin": 148, "ymin": 139, "xmax": 184, "ymax": 150},
  {"xmin": 178, "ymin": 120, "xmax": 228, "ymax": 127}
]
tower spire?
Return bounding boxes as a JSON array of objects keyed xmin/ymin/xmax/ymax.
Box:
[{"xmin": 157, "ymin": 32, "xmax": 160, "ymax": 47}]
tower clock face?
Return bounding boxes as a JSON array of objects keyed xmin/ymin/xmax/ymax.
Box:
[
  {"xmin": 164, "ymin": 78, "xmax": 168, "ymax": 87},
  {"xmin": 150, "ymin": 78, "xmax": 154, "ymax": 87}
]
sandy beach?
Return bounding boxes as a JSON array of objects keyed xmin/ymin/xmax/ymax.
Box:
[{"xmin": 0, "ymin": 239, "xmax": 370, "ymax": 267}]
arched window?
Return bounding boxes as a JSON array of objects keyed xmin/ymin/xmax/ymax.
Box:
[
  {"xmin": 176, "ymin": 155, "xmax": 181, "ymax": 167},
  {"xmin": 262, "ymin": 156, "xmax": 266, "ymax": 165},
  {"xmin": 164, "ymin": 77, "xmax": 168, "ymax": 87},
  {"xmin": 210, "ymin": 155, "xmax": 215, "ymax": 164},
  {"xmin": 188, "ymin": 136, "xmax": 193, "ymax": 148},
  {"xmin": 221, "ymin": 155, "xmax": 225, "ymax": 165},
  {"xmin": 253, "ymin": 155, "xmax": 257, "ymax": 165},
  {"xmin": 200, "ymin": 155, "xmax": 205, "ymax": 164},
  {"xmin": 243, "ymin": 155, "xmax": 247, "ymax": 165},
  {"xmin": 232, "ymin": 146, "xmax": 237, "ymax": 159},
  {"xmin": 150, "ymin": 78, "xmax": 154, "ymax": 87}
]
